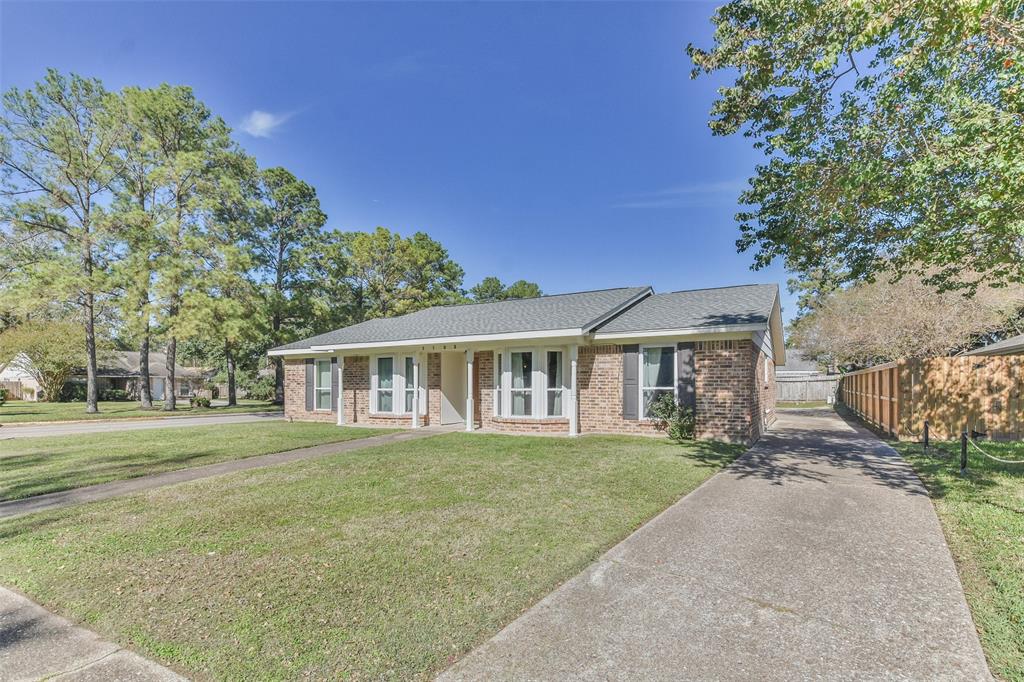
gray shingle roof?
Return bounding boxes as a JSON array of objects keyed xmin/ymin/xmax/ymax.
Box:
[
  {"xmin": 593, "ymin": 284, "xmax": 778, "ymax": 334},
  {"xmin": 963, "ymin": 333, "xmax": 1024, "ymax": 356},
  {"xmin": 271, "ymin": 287, "xmax": 650, "ymax": 351}
]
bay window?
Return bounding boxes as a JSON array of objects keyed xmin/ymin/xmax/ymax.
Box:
[
  {"xmin": 315, "ymin": 358, "xmax": 332, "ymax": 411},
  {"xmin": 641, "ymin": 346, "xmax": 675, "ymax": 418},
  {"xmin": 546, "ymin": 351, "xmax": 563, "ymax": 416},
  {"xmin": 511, "ymin": 351, "xmax": 532, "ymax": 416},
  {"xmin": 372, "ymin": 355, "xmax": 419, "ymax": 415},
  {"xmin": 376, "ymin": 357, "xmax": 394, "ymax": 412}
]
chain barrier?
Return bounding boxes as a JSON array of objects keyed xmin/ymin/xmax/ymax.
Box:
[{"xmin": 967, "ymin": 436, "xmax": 1024, "ymax": 465}]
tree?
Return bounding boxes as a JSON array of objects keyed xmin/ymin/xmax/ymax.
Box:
[
  {"xmin": 689, "ymin": 1, "xmax": 1024, "ymax": 293},
  {"xmin": 790, "ymin": 271, "xmax": 1024, "ymax": 368},
  {"xmin": 247, "ymin": 167, "xmax": 327, "ymax": 404},
  {"xmin": 126, "ymin": 84, "xmax": 238, "ymax": 411},
  {"xmin": 0, "ymin": 320, "xmax": 88, "ymax": 401},
  {"xmin": 345, "ymin": 227, "xmax": 465, "ymax": 319},
  {"xmin": 469, "ymin": 276, "xmax": 543, "ymax": 302},
  {"xmin": 0, "ymin": 70, "xmax": 127, "ymax": 413}
]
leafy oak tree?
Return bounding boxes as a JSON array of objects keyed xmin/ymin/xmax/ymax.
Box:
[
  {"xmin": 0, "ymin": 320, "xmax": 89, "ymax": 402},
  {"xmin": 689, "ymin": 1, "xmax": 1024, "ymax": 293},
  {"xmin": 0, "ymin": 70, "xmax": 128, "ymax": 412}
]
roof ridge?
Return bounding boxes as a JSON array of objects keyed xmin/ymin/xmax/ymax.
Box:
[
  {"xmin": 402, "ymin": 285, "xmax": 651, "ymax": 313},
  {"xmin": 658, "ymin": 282, "xmax": 777, "ymax": 295}
]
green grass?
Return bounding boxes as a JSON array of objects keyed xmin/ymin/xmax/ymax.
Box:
[
  {"xmin": 0, "ymin": 422, "xmax": 393, "ymax": 501},
  {"xmin": 0, "ymin": 399, "xmax": 282, "ymax": 424},
  {"xmin": 0, "ymin": 433, "xmax": 744, "ymax": 680},
  {"xmin": 777, "ymin": 400, "xmax": 831, "ymax": 409},
  {"xmin": 893, "ymin": 439, "xmax": 1024, "ymax": 681}
]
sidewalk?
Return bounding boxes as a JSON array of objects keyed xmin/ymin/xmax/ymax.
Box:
[{"xmin": 0, "ymin": 587, "xmax": 183, "ymax": 681}]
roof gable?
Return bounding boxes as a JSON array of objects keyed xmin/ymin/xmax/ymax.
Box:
[{"xmin": 593, "ymin": 284, "xmax": 779, "ymax": 334}]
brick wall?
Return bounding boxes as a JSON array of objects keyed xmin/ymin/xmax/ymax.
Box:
[
  {"xmin": 284, "ymin": 359, "xmax": 335, "ymax": 423},
  {"xmin": 694, "ymin": 340, "xmax": 755, "ymax": 442},
  {"xmin": 578, "ymin": 345, "xmax": 663, "ymax": 436},
  {"xmin": 751, "ymin": 344, "xmax": 777, "ymax": 441}
]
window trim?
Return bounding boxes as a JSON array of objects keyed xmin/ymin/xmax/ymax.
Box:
[
  {"xmin": 545, "ymin": 349, "xmax": 565, "ymax": 418},
  {"xmin": 314, "ymin": 358, "xmax": 333, "ymax": 412},
  {"xmin": 494, "ymin": 346, "xmax": 570, "ymax": 420},
  {"xmin": 508, "ymin": 348, "xmax": 535, "ymax": 418},
  {"xmin": 639, "ymin": 344, "xmax": 677, "ymax": 420}
]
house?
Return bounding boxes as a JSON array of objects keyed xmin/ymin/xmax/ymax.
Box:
[
  {"xmin": 270, "ymin": 284, "xmax": 784, "ymax": 443},
  {"xmin": 0, "ymin": 354, "xmax": 42, "ymax": 401},
  {"xmin": 65, "ymin": 351, "xmax": 214, "ymax": 401}
]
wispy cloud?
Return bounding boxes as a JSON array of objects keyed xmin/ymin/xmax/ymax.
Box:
[
  {"xmin": 239, "ymin": 110, "xmax": 294, "ymax": 138},
  {"xmin": 612, "ymin": 179, "xmax": 748, "ymax": 209}
]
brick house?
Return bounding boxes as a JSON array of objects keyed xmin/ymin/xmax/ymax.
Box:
[{"xmin": 270, "ymin": 284, "xmax": 784, "ymax": 443}]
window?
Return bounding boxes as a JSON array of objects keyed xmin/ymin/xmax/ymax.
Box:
[
  {"xmin": 404, "ymin": 357, "xmax": 416, "ymax": 413},
  {"xmin": 764, "ymin": 357, "xmax": 771, "ymax": 383},
  {"xmin": 178, "ymin": 381, "xmax": 191, "ymax": 398},
  {"xmin": 315, "ymin": 359, "xmax": 332, "ymax": 411},
  {"xmin": 376, "ymin": 357, "xmax": 394, "ymax": 412},
  {"xmin": 546, "ymin": 351, "xmax": 563, "ymax": 416},
  {"xmin": 511, "ymin": 351, "xmax": 532, "ymax": 416},
  {"xmin": 641, "ymin": 346, "xmax": 675, "ymax": 418}
]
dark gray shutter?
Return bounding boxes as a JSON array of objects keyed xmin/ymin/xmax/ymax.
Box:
[
  {"xmin": 677, "ymin": 342, "xmax": 696, "ymax": 413},
  {"xmin": 331, "ymin": 357, "xmax": 339, "ymax": 413},
  {"xmin": 305, "ymin": 358, "xmax": 314, "ymax": 411},
  {"xmin": 622, "ymin": 344, "xmax": 639, "ymax": 420}
]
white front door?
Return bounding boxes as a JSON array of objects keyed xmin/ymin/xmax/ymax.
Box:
[{"xmin": 440, "ymin": 352, "xmax": 466, "ymax": 425}]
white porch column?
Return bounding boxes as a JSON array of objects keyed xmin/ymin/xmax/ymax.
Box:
[
  {"xmin": 465, "ymin": 349, "xmax": 474, "ymax": 432},
  {"xmin": 411, "ymin": 355, "xmax": 421, "ymax": 429},
  {"xmin": 569, "ymin": 345, "xmax": 579, "ymax": 437},
  {"xmin": 336, "ymin": 355, "xmax": 345, "ymax": 426}
]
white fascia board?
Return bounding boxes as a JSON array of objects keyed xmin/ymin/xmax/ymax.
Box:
[
  {"xmin": 266, "ymin": 348, "xmax": 335, "ymax": 358},
  {"xmin": 592, "ymin": 323, "xmax": 767, "ymax": 341},
  {"xmin": 306, "ymin": 328, "xmax": 586, "ymax": 353},
  {"xmin": 581, "ymin": 287, "xmax": 653, "ymax": 332}
]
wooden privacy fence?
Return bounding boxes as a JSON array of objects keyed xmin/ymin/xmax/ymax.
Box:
[
  {"xmin": 777, "ymin": 375, "xmax": 840, "ymax": 403},
  {"xmin": 0, "ymin": 380, "xmax": 23, "ymax": 400},
  {"xmin": 839, "ymin": 356, "xmax": 1024, "ymax": 440}
]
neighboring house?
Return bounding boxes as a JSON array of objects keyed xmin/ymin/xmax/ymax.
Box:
[
  {"xmin": 270, "ymin": 283, "xmax": 785, "ymax": 444},
  {"xmin": 65, "ymin": 351, "xmax": 214, "ymax": 401},
  {"xmin": 961, "ymin": 333, "xmax": 1024, "ymax": 356},
  {"xmin": 776, "ymin": 348, "xmax": 839, "ymax": 404},
  {"xmin": 0, "ymin": 353, "xmax": 42, "ymax": 401}
]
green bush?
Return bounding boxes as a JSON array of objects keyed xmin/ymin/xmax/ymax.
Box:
[
  {"xmin": 99, "ymin": 388, "xmax": 129, "ymax": 401},
  {"xmin": 650, "ymin": 393, "xmax": 696, "ymax": 442},
  {"xmin": 59, "ymin": 382, "xmax": 87, "ymax": 402},
  {"xmin": 0, "ymin": 387, "xmax": 7, "ymax": 406},
  {"xmin": 190, "ymin": 396, "xmax": 212, "ymax": 409},
  {"xmin": 240, "ymin": 372, "xmax": 275, "ymax": 401}
]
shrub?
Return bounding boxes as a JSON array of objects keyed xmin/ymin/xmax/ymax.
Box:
[
  {"xmin": 239, "ymin": 372, "xmax": 275, "ymax": 401},
  {"xmin": 650, "ymin": 393, "xmax": 696, "ymax": 442},
  {"xmin": 0, "ymin": 387, "xmax": 7, "ymax": 406},
  {"xmin": 190, "ymin": 396, "xmax": 212, "ymax": 409},
  {"xmin": 59, "ymin": 382, "xmax": 87, "ymax": 402},
  {"xmin": 99, "ymin": 388, "xmax": 128, "ymax": 401}
]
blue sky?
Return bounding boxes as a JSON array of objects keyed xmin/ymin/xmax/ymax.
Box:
[{"xmin": 1, "ymin": 1, "xmax": 794, "ymax": 322}]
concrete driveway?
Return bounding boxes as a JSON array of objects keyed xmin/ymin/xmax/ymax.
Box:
[
  {"xmin": 440, "ymin": 409, "xmax": 990, "ymax": 681},
  {"xmin": 0, "ymin": 412, "xmax": 283, "ymax": 439}
]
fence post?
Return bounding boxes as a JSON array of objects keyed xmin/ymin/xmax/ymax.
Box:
[
  {"xmin": 923, "ymin": 420, "xmax": 929, "ymax": 452},
  {"xmin": 960, "ymin": 430, "xmax": 968, "ymax": 476}
]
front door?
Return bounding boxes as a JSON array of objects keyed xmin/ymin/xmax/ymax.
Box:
[{"xmin": 440, "ymin": 352, "xmax": 466, "ymax": 425}]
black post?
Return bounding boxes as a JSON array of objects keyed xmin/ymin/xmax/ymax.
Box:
[
  {"xmin": 923, "ymin": 420, "xmax": 929, "ymax": 451},
  {"xmin": 960, "ymin": 430, "xmax": 968, "ymax": 475}
]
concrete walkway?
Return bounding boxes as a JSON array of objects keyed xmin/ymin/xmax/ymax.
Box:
[
  {"xmin": 0, "ymin": 427, "xmax": 446, "ymax": 520},
  {"xmin": 0, "ymin": 587, "xmax": 183, "ymax": 681},
  {"xmin": 440, "ymin": 409, "xmax": 990, "ymax": 681},
  {"xmin": 0, "ymin": 411, "xmax": 284, "ymax": 439}
]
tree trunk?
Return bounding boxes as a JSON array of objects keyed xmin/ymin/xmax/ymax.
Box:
[
  {"xmin": 84, "ymin": 292, "xmax": 99, "ymax": 413},
  {"xmin": 164, "ymin": 336, "xmax": 177, "ymax": 411},
  {"xmin": 138, "ymin": 329, "xmax": 153, "ymax": 409},
  {"xmin": 225, "ymin": 339, "xmax": 237, "ymax": 407}
]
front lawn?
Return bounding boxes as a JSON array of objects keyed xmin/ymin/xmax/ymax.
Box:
[
  {"xmin": 0, "ymin": 399, "xmax": 281, "ymax": 424},
  {"xmin": 0, "ymin": 422, "xmax": 393, "ymax": 500},
  {"xmin": 0, "ymin": 433, "xmax": 743, "ymax": 679},
  {"xmin": 893, "ymin": 439, "xmax": 1024, "ymax": 680}
]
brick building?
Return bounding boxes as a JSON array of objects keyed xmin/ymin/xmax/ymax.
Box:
[{"xmin": 271, "ymin": 284, "xmax": 783, "ymax": 443}]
